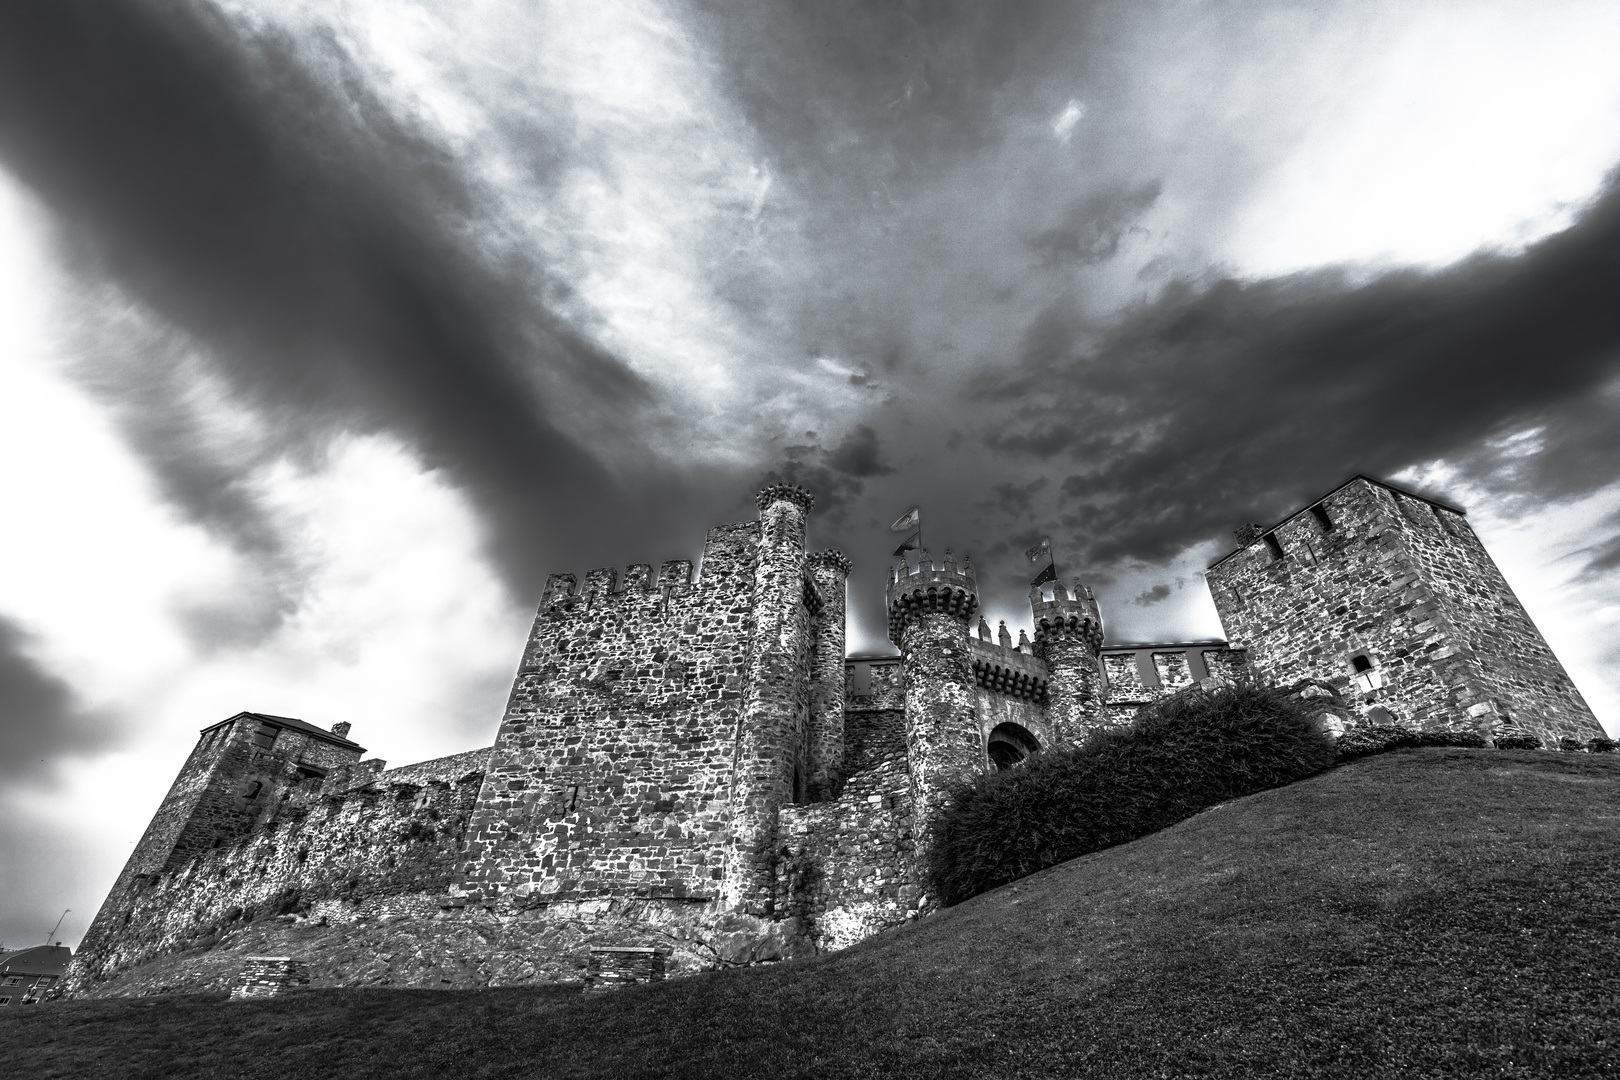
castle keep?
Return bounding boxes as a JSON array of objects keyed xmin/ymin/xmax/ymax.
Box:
[{"xmin": 68, "ymin": 476, "xmax": 1605, "ymax": 992}]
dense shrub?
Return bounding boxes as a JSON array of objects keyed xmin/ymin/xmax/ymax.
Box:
[
  {"xmin": 1559, "ymin": 737, "xmax": 1586, "ymax": 752},
  {"xmin": 1334, "ymin": 725, "xmax": 1420, "ymax": 759},
  {"xmin": 925, "ymin": 683, "xmax": 1337, "ymax": 906},
  {"xmin": 1589, "ymin": 737, "xmax": 1618, "ymax": 754},
  {"xmin": 1496, "ymin": 733, "xmax": 1543, "ymax": 750},
  {"xmin": 1336, "ymin": 726, "xmax": 1487, "ymax": 759}
]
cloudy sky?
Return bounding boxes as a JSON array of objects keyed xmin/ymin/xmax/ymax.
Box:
[{"xmin": 4, "ymin": 0, "xmax": 1620, "ymax": 950}]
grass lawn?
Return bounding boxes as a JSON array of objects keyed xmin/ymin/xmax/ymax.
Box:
[{"xmin": 6, "ymin": 748, "xmax": 1619, "ymax": 1078}]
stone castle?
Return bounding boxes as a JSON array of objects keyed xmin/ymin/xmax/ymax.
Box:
[{"xmin": 67, "ymin": 475, "xmax": 1605, "ymax": 992}]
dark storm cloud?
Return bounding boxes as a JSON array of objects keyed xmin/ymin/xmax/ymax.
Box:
[
  {"xmin": 982, "ymin": 172, "xmax": 1620, "ymax": 565},
  {"xmin": 762, "ymin": 424, "xmax": 900, "ymax": 524},
  {"xmin": 0, "ymin": 0, "xmax": 693, "ymax": 606},
  {"xmin": 1134, "ymin": 584, "xmax": 1172, "ymax": 607},
  {"xmin": 824, "ymin": 425, "xmax": 896, "ymax": 479},
  {"xmin": 0, "ymin": 617, "xmax": 115, "ymax": 783}
]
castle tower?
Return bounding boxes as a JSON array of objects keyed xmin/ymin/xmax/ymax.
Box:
[
  {"xmin": 1031, "ymin": 579, "xmax": 1108, "ymax": 745},
  {"xmin": 887, "ymin": 548, "xmax": 983, "ymax": 861},
  {"xmin": 1207, "ymin": 475, "xmax": 1604, "ymax": 745},
  {"xmin": 720, "ymin": 484, "xmax": 817, "ymax": 913},
  {"xmin": 805, "ymin": 549, "xmax": 853, "ymax": 801},
  {"xmin": 73, "ymin": 712, "xmax": 363, "ymax": 984}
]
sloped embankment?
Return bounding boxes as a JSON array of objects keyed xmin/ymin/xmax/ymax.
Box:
[{"xmin": 9, "ymin": 748, "xmax": 1620, "ymax": 1079}]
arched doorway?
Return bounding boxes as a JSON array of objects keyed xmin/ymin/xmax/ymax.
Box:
[{"xmin": 987, "ymin": 723, "xmax": 1040, "ymax": 770}]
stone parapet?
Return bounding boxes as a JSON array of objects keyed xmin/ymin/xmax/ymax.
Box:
[
  {"xmin": 886, "ymin": 550, "xmax": 978, "ymax": 646},
  {"xmin": 1030, "ymin": 579, "xmax": 1104, "ymax": 653},
  {"xmin": 755, "ymin": 483, "xmax": 814, "ymax": 513},
  {"xmin": 969, "ymin": 636, "xmax": 1050, "ymax": 703}
]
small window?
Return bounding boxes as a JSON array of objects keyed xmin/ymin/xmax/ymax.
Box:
[
  {"xmin": 1263, "ymin": 534, "xmax": 1285, "ymax": 560},
  {"xmin": 0, "ymin": 997, "xmax": 11, "ymax": 1006},
  {"xmin": 243, "ymin": 780, "xmax": 263, "ymax": 800},
  {"xmin": 1310, "ymin": 504, "xmax": 1334, "ymax": 532},
  {"xmin": 1352, "ymin": 655, "xmax": 1373, "ymax": 673},
  {"xmin": 251, "ymin": 723, "xmax": 279, "ymax": 750},
  {"xmin": 1228, "ymin": 585, "xmax": 1245, "ymax": 610}
]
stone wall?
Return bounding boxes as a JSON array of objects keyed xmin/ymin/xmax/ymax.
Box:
[
  {"xmin": 459, "ymin": 522, "xmax": 763, "ymax": 908},
  {"xmin": 776, "ymin": 655, "xmax": 918, "ymax": 949},
  {"xmin": 69, "ymin": 754, "xmax": 483, "ymax": 991},
  {"xmin": 1388, "ymin": 492, "xmax": 1601, "ymax": 743}
]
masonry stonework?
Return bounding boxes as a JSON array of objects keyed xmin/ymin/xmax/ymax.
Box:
[
  {"xmin": 70, "ymin": 474, "xmax": 1604, "ymax": 994},
  {"xmin": 1207, "ymin": 476, "xmax": 1602, "ymax": 746}
]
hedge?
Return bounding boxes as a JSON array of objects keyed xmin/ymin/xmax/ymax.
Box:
[{"xmin": 925, "ymin": 682, "xmax": 1337, "ymax": 906}]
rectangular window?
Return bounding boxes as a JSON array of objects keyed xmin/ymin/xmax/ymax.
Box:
[
  {"xmin": 1229, "ymin": 585, "xmax": 1245, "ymax": 610},
  {"xmin": 0, "ymin": 997, "xmax": 11, "ymax": 1006},
  {"xmin": 1310, "ymin": 503, "xmax": 1334, "ymax": 532},
  {"xmin": 251, "ymin": 723, "xmax": 279, "ymax": 750}
]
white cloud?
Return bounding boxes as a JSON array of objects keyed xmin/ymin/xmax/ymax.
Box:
[
  {"xmin": 1051, "ymin": 99, "xmax": 1085, "ymax": 143},
  {"xmin": 1229, "ymin": 1, "xmax": 1620, "ymax": 272}
]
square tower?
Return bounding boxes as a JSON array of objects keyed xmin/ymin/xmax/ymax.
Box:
[{"xmin": 1206, "ymin": 475, "xmax": 1603, "ymax": 746}]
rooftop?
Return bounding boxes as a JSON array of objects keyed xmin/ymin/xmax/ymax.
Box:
[
  {"xmin": 0, "ymin": 945, "xmax": 72, "ymax": 977},
  {"xmin": 201, "ymin": 711, "xmax": 365, "ymax": 752}
]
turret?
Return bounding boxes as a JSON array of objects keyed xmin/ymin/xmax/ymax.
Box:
[
  {"xmin": 806, "ymin": 548, "xmax": 853, "ymax": 800},
  {"xmin": 721, "ymin": 483, "xmax": 816, "ymax": 914},
  {"xmin": 1031, "ymin": 578, "xmax": 1108, "ymax": 745},
  {"xmin": 887, "ymin": 548, "xmax": 982, "ymax": 869}
]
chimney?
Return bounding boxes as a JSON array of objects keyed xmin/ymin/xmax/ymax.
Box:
[{"xmin": 331, "ymin": 722, "xmax": 352, "ymax": 739}]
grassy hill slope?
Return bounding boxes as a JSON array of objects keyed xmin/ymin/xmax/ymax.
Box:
[{"xmin": 7, "ymin": 748, "xmax": 1620, "ymax": 1079}]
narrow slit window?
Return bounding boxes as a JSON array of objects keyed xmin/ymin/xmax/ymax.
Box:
[{"xmin": 1310, "ymin": 504, "xmax": 1334, "ymax": 532}]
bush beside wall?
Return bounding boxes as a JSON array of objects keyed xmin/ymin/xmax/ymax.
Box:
[{"xmin": 925, "ymin": 683, "xmax": 1337, "ymax": 906}]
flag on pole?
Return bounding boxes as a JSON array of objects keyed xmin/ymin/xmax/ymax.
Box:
[
  {"xmin": 892, "ymin": 531, "xmax": 921, "ymax": 557},
  {"xmin": 890, "ymin": 507, "xmax": 920, "ymax": 532},
  {"xmin": 1025, "ymin": 537, "xmax": 1051, "ymax": 563},
  {"xmin": 1030, "ymin": 562, "xmax": 1057, "ymax": 588}
]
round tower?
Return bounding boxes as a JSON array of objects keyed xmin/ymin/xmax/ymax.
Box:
[
  {"xmin": 887, "ymin": 548, "xmax": 982, "ymax": 868},
  {"xmin": 805, "ymin": 548, "xmax": 852, "ymax": 801},
  {"xmin": 721, "ymin": 483, "xmax": 815, "ymax": 914},
  {"xmin": 1031, "ymin": 578, "xmax": 1108, "ymax": 745}
]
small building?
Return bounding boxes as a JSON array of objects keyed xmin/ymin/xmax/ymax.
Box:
[{"xmin": 0, "ymin": 945, "xmax": 72, "ymax": 1006}]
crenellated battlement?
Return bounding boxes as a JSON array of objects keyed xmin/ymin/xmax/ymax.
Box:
[
  {"xmin": 1030, "ymin": 579, "xmax": 1105, "ymax": 654},
  {"xmin": 969, "ymin": 636, "xmax": 1049, "ymax": 702},
  {"xmin": 885, "ymin": 549, "xmax": 979, "ymax": 645},
  {"xmin": 540, "ymin": 560, "xmax": 696, "ymax": 611},
  {"xmin": 756, "ymin": 483, "xmax": 815, "ymax": 512},
  {"xmin": 807, "ymin": 548, "xmax": 853, "ymax": 576}
]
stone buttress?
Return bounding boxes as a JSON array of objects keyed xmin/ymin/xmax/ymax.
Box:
[
  {"xmin": 1031, "ymin": 578, "xmax": 1109, "ymax": 745},
  {"xmin": 720, "ymin": 484, "xmax": 818, "ymax": 913},
  {"xmin": 887, "ymin": 549, "xmax": 983, "ymax": 860}
]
